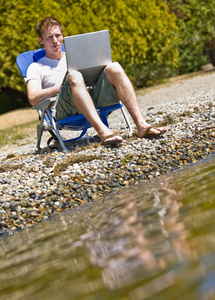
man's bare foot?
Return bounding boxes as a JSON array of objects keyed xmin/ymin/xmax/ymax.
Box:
[
  {"xmin": 101, "ymin": 134, "xmax": 123, "ymax": 145},
  {"xmin": 137, "ymin": 124, "xmax": 165, "ymax": 138},
  {"xmin": 99, "ymin": 128, "xmax": 123, "ymax": 145}
]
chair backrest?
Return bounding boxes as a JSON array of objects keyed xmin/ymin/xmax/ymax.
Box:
[{"xmin": 16, "ymin": 44, "xmax": 65, "ymax": 79}]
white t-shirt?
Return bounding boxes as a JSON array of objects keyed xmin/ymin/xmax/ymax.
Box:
[
  {"xmin": 26, "ymin": 55, "xmax": 67, "ymax": 115},
  {"xmin": 26, "ymin": 55, "xmax": 67, "ymax": 89}
]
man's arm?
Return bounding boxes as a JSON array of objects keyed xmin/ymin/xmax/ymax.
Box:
[{"xmin": 27, "ymin": 79, "xmax": 60, "ymax": 106}]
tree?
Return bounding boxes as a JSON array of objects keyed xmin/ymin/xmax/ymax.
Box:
[
  {"xmin": 166, "ymin": 0, "xmax": 215, "ymax": 73},
  {"xmin": 0, "ymin": 0, "xmax": 64, "ymax": 92},
  {"xmin": 0, "ymin": 0, "xmax": 178, "ymax": 113}
]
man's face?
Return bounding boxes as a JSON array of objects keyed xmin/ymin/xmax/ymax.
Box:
[{"xmin": 39, "ymin": 25, "xmax": 63, "ymax": 58}]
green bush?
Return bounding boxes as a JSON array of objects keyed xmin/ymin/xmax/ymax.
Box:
[
  {"xmin": 0, "ymin": 0, "xmax": 179, "ymax": 114},
  {"xmin": 0, "ymin": 0, "xmax": 64, "ymax": 93},
  {"xmin": 166, "ymin": 0, "xmax": 214, "ymax": 73},
  {"xmin": 61, "ymin": 0, "xmax": 179, "ymax": 87},
  {"xmin": 0, "ymin": 0, "xmax": 178, "ymax": 94},
  {"xmin": 0, "ymin": 88, "xmax": 30, "ymax": 115}
]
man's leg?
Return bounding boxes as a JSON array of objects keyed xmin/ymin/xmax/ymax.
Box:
[
  {"xmin": 105, "ymin": 62, "xmax": 164, "ymax": 138},
  {"xmin": 67, "ymin": 71, "xmax": 123, "ymax": 143}
]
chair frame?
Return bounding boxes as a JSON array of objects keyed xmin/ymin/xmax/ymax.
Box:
[{"xmin": 16, "ymin": 47, "xmax": 133, "ymax": 152}]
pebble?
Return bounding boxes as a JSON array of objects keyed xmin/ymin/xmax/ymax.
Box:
[{"xmin": 0, "ymin": 90, "xmax": 215, "ymax": 236}]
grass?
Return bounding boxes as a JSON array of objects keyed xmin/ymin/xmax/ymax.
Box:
[{"xmin": 0, "ymin": 121, "xmax": 37, "ymax": 148}]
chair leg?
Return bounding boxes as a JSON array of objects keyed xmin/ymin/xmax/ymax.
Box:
[
  {"xmin": 47, "ymin": 130, "xmax": 59, "ymax": 147},
  {"xmin": 120, "ymin": 106, "xmax": 133, "ymax": 136},
  {"xmin": 36, "ymin": 110, "xmax": 46, "ymax": 152},
  {"xmin": 45, "ymin": 109, "xmax": 69, "ymax": 151}
]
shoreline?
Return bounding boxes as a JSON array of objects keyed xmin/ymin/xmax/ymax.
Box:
[{"xmin": 0, "ymin": 76, "xmax": 215, "ymax": 237}]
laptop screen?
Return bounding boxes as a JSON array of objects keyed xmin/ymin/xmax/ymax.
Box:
[{"xmin": 64, "ymin": 30, "xmax": 112, "ymax": 86}]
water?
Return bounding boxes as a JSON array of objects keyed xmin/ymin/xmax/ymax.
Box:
[{"xmin": 1, "ymin": 155, "xmax": 215, "ymax": 300}]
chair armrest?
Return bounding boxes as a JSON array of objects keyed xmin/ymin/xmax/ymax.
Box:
[{"xmin": 32, "ymin": 98, "xmax": 56, "ymax": 111}]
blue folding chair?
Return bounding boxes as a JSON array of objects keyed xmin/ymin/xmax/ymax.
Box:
[{"xmin": 16, "ymin": 46, "xmax": 133, "ymax": 152}]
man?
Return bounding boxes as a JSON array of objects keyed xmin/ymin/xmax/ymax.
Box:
[{"xmin": 27, "ymin": 17, "xmax": 164, "ymax": 145}]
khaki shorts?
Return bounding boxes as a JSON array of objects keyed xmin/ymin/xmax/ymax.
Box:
[{"xmin": 55, "ymin": 69, "xmax": 120, "ymax": 121}]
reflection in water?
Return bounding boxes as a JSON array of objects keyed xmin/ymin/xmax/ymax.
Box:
[{"xmin": 0, "ymin": 156, "xmax": 215, "ymax": 300}]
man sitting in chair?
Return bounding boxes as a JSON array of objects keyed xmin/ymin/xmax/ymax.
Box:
[{"xmin": 26, "ymin": 17, "xmax": 164, "ymax": 145}]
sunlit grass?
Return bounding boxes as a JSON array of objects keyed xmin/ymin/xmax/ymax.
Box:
[{"xmin": 0, "ymin": 121, "xmax": 37, "ymax": 148}]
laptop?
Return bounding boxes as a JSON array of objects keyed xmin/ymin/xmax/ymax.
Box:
[{"xmin": 64, "ymin": 30, "xmax": 112, "ymax": 86}]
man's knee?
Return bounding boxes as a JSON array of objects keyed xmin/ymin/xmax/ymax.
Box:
[
  {"xmin": 105, "ymin": 62, "xmax": 125, "ymax": 79},
  {"xmin": 67, "ymin": 70, "xmax": 85, "ymax": 87}
]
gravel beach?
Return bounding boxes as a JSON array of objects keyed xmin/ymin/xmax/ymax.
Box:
[{"xmin": 0, "ymin": 72, "xmax": 215, "ymax": 236}]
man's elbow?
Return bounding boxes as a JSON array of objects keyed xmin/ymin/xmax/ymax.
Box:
[
  {"xmin": 27, "ymin": 93, "xmax": 40, "ymax": 106},
  {"xmin": 28, "ymin": 97, "xmax": 36, "ymax": 106}
]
